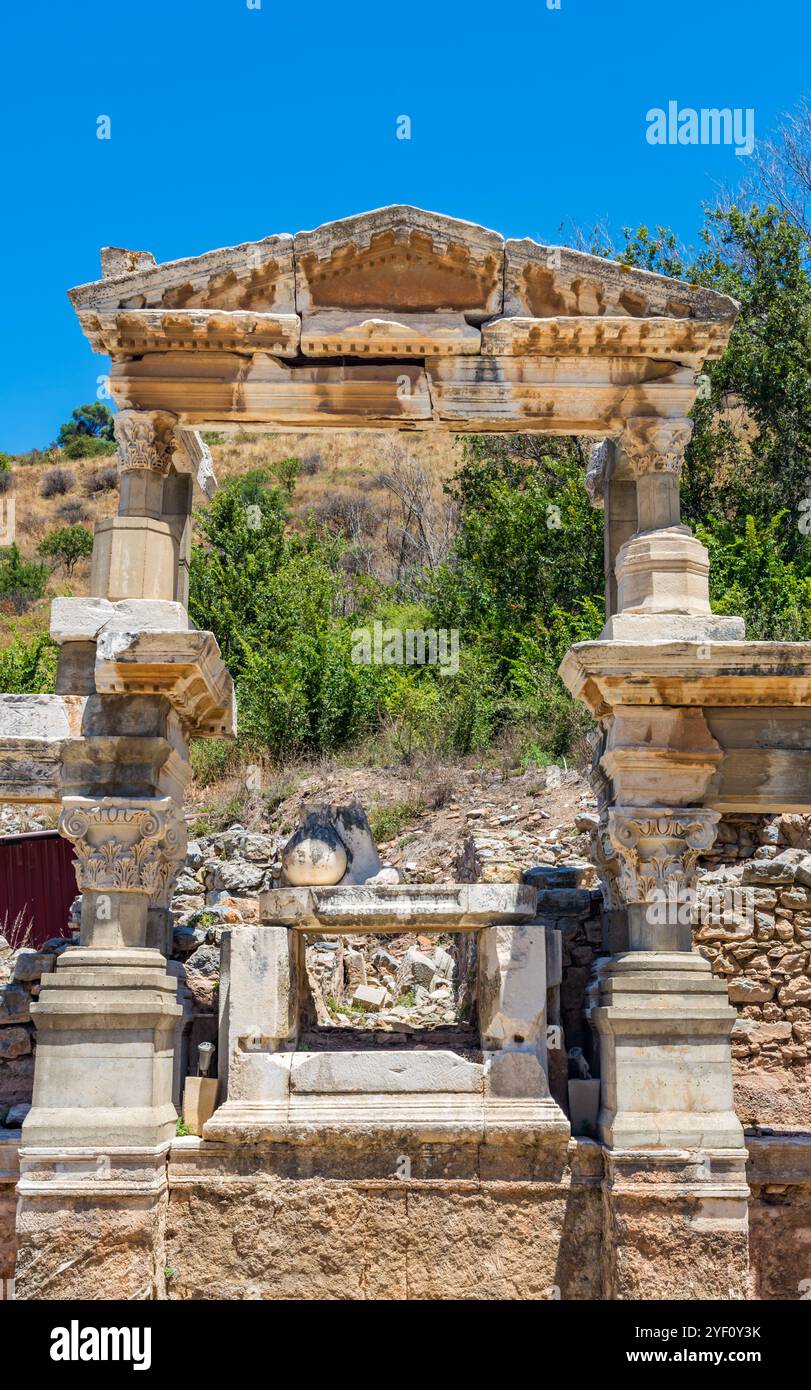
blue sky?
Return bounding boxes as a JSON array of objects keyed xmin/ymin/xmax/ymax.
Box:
[{"xmin": 0, "ymin": 0, "xmax": 808, "ymax": 453}]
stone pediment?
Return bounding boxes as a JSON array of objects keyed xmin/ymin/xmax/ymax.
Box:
[{"xmin": 68, "ymin": 206, "xmax": 740, "ymax": 431}]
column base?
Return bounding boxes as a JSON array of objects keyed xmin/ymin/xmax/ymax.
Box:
[
  {"xmin": 14, "ymin": 1145, "xmax": 170, "ymax": 1300},
  {"xmin": 601, "ymin": 1147, "xmax": 750, "ymax": 1300},
  {"xmin": 24, "ymin": 947, "xmax": 181, "ymax": 1150}
]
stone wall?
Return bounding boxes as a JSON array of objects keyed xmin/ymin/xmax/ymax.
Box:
[
  {"xmin": 0, "ymin": 938, "xmax": 72, "ymax": 1123},
  {"xmin": 694, "ymin": 814, "xmax": 811, "ymax": 1128}
]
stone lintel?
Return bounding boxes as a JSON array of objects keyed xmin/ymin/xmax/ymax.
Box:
[{"xmin": 259, "ymin": 882, "xmax": 537, "ymax": 930}]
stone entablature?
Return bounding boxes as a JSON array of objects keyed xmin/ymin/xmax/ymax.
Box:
[{"xmin": 66, "ymin": 207, "xmax": 737, "ymax": 433}]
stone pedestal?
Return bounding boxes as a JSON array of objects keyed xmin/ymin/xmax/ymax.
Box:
[
  {"xmin": 592, "ymin": 952, "xmax": 743, "ymax": 1151},
  {"xmin": 24, "ymin": 948, "xmax": 181, "ymax": 1150}
]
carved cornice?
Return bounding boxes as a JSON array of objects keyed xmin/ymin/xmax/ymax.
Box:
[
  {"xmin": 114, "ymin": 410, "xmax": 178, "ymax": 474},
  {"xmin": 59, "ymin": 796, "xmax": 187, "ymax": 898},
  {"xmin": 620, "ymin": 418, "xmax": 693, "ymax": 476},
  {"xmin": 606, "ymin": 806, "xmax": 719, "ymax": 905}
]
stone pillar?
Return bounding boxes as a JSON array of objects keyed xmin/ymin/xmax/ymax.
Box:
[
  {"xmin": 601, "ymin": 418, "xmax": 744, "ymax": 642},
  {"xmin": 15, "ymin": 797, "xmax": 186, "ymax": 1299},
  {"xmin": 90, "ymin": 410, "xmax": 183, "ymax": 604},
  {"xmin": 477, "ymin": 922, "xmax": 551, "ymax": 1099},
  {"xmin": 585, "ymin": 801, "xmax": 749, "ymax": 1297}
]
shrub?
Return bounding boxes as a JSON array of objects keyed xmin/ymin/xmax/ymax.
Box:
[
  {"xmin": 61, "ymin": 436, "xmax": 116, "ymax": 461},
  {"xmin": 0, "ymin": 469, "xmax": 12, "ymax": 496},
  {"xmin": 37, "ymin": 525, "xmax": 94, "ymax": 576},
  {"xmin": 83, "ymin": 465, "xmax": 119, "ymax": 495},
  {"xmin": 40, "ymin": 468, "xmax": 74, "ymax": 499},
  {"xmin": 0, "ymin": 632, "xmax": 57, "ymax": 691},
  {"xmin": 57, "ymin": 499, "xmax": 88, "ymax": 524},
  {"xmin": 0, "ymin": 546, "xmax": 48, "ymax": 613}
]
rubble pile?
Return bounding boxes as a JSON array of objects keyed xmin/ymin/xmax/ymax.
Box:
[{"xmin": 304, "ymin": 932, "xmax": 465, "ymax": 1030}]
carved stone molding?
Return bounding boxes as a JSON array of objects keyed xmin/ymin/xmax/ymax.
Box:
[
  {"xmin": 59, "ymin": 795, "xmax": 187, "ymax": 898},
  {"xmin": 114, "ymin": 410, "xmax": 178, "ymax": 474},
  {"xmin": 620, "ymin": 418, "xmax": 693, "ymax": 476},
  {"xmin": 606, "ymin": 806, "xmax": 720, "ymax": 905},
  {"xmin": 585, "ymin": 814, "xmax": 623, "ymax": 911}
]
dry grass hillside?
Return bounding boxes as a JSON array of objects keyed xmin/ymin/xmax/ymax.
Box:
[{"xmin": 0, "ymin": 429, "xmax": 465, "ymax": 648}]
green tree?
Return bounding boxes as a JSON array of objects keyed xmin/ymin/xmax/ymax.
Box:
[
  {"xmin": 0, "ymin": 545, "xmax": 48, "ymax": 613},
  {"xmin": 57, "ymin": 403, "xmax": 115, "ymax": 447},
  {"xmin": 37, "ymin": 525, "xmax": 94, "ymax": 577}
]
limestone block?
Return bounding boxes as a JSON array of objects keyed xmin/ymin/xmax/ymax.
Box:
[
  {"xmin": 80, "ymin": 308, "xmax": 301, "ymax": 359},
  {"xmin": 427, "ymin": 354, "xmax": 698, "ymax": 434},
  {"xmin": 300, "ymin": 310, "xmax": 480, "ymax": 356},
  {"xmin": 593, "ymin": 952, "xmax": 744, "ymax": 1151},
  {"xmin": 481, "ymin": 315, "xmax": 732, "ymax": 366},
  {"xmin": 478, "ymin": 923, "xmax": 547, "ymax": 1045},
  {"xmin": 352, "ymin": 984, "xmax": 387, "ymax": 1011},
  {"xmin": 70, "ymin": 232, "xmax": 296, "ymax": 314},
  {"xmin": 182, "ymin": 1077, "xmax": 219, "ymax": 1136},
  {"xmin": 289, "ymin": 1050, "xmax": 483, "ymax": 1094},
  {"xmin": 0, "ymin": 984, "xmax": 32, "ymax": 1024},
  {"xmin": 260, "ymin": 883, "xmax": 537, "ymax": 931},
  {"xmin": 218, "ymin": 926, "xmax": 299, "ymax": 1103},
  {"xmin": 11, "ymin": 950, "xmax": 55, "ymax": 983},
  {"xmin": 90, "ymin": 517, "xmax": 178, "ymax": 602},
  {"xmin": 111, "ymin": 353, "xmax": 433, "ymax": 429},
  {"xmin": 24, "ymin": 947, "xmax": 181, "ymax": 1147},
  {"xmin": 0, "ymin": 1026, "xmax": 32, "ymax": 1059},
  {"xmin": 484, "ymin": 1050, "xmax": 548, "ymax": 1098},
  {"xmin": 503, "ymin": 235, "xmax": 737, "ymax": 326},
  {"xmin": 0, "ymin": 694, "xmax": 86, "ymax": 802},
  {"xmin": 50, "ymin": 596, "xmax": 188, "ymax": 643}
]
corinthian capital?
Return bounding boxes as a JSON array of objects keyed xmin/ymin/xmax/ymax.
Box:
[
  {"xmin": 621, "ymin": 418, "xmax": 693, "ymax": 476},
  {"xmin": 606, "ymin": 806, "xmax": 719, "ymax": 906},
  {"xmin": 59, "ymin": 795, "xmax": 187, "ymax": 898},
  {"xmin": 114, "ymin": 410, "xmax": 178, "ymax": 474}
]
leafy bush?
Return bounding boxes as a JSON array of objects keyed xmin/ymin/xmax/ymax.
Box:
[
  {"xmin": 0, "ymin": 469, "xmax": 12, "ymax": 496},
  {"xmin": 40, "ymin": 468, "xmax": 74, "ymax": 499},
  {"xmin": 61, "ymin": 436, "xmax": 116, "ymax": 461},
  {"xmin": 37, "ymin": 525, "xmax": 94, "ymax": 576},
  {"xmin": 0, "ymin": 633, "xmax": 57, "ymax": 691},
  {"xmin": 698, "ymin": 513, "xmax": 811, "ymax": 640},
  {"xmin": 0, "ymin": 546, "xmax": 48, "ymax": 613}
]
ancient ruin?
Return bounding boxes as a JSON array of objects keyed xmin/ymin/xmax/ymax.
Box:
[{"xmin": 1, "ymin": 206, "xmax": 809, "ymax": 1299}]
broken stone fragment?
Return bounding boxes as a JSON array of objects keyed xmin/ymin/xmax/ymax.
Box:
[
  {"xmin": 351, "ymin": 984, "xmax": 387, "ymax": 1012},
  {"xmin": 0, "ymin": 1026, "xmax": 32, "ymax": 1060},
  {"xmin": 11, "ymin": 950, "xmax": 55, "ymax": 983}
]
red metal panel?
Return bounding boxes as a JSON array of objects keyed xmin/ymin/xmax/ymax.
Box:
[{"xmin": 0, "ymin": 832, "xmax": 77, "ymax": 948}]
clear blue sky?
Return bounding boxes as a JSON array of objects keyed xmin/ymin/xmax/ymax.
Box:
[{"xmin": 1, "ymin": 0, "xmax": 808, "ymax": 453}]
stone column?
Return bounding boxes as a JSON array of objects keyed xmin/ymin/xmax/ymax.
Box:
[
  {"xmin": 601, "ymin": 417, "xmax": 744, "ymax": 642},
  {"xmin": 91, "ymin": 410, "xmax": 183, "ymax": 604},
  {"xmin": 12, "ymin": 411, "xmax": 221, "ymax": 1298},
  {"xmin": 585, "ymin": 798, "xmax": 749, "ymax": 1297}
]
